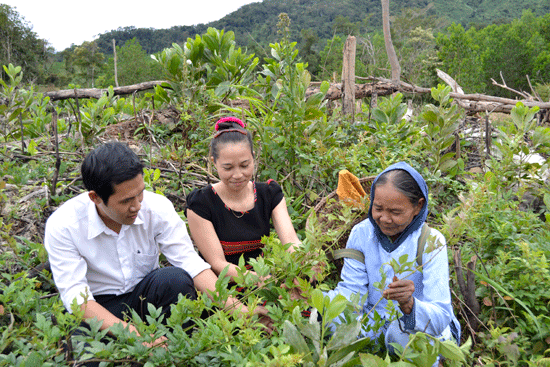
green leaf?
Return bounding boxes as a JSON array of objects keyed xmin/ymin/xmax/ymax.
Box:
[
  {"xmin": 325, "ymin": 297, "xmax": 349, "ymax": 322},
  {"xmin": 320, "ymin": 80, "xmax": 330, "ymax": 94},
  {"xmin": 297, "ymin": 321, "xmax": 321, "ymax": 342},
  {"xmin": 372, "ymin": 109, "xmax": 389, "ymax": 124},
  {"xmin": 282, "ymin": 320, "xmax": 312, "ymax": 360},
  {"xmin": 310, "ymin": 288, "xmax": 324, "ymax": 312},
  {"xmin": 325, "ymin": 337, "xmax": 371, "ymax": 365},
  {"xmin": 327, "ymin": 321, "xmax": 362, "ymax": 350},
  {"xmin": 543, "ymin": 193, "xmax": 550, "ymax": 209},
  {"xmin": 153, "ymin": 168, "xmax": 161, "ymax": 181},
  {"xmin": 439, "ymin": 159, "xmax": 457, "ymax": 172},
  {"xmin": 438, "ymin": 339, "xmax": 466, "ymax": 362},
  {"xmin": 27, "ymin": 140, "xmax": 38, "ymax": 156},
  {"xmin": 359, "ymin": 353, "xmax": 388, "ymax": 367},
  {"xmin": 389, "ymin": 361, "xmax": 417, "ymax": 367}
]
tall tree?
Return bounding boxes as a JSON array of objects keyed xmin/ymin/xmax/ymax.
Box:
[
  {"xmin": 0, "ymin": 4, "xmax": 50, "ymax": 83},
  {"xmin": 100, "ymin": 38, "xmax": 164, "ymax": 87},
  {"xmin": 72, "ymin": 41, "xmax": 104, "ymax": 87}
]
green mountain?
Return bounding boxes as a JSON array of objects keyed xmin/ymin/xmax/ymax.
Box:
[{"xmin": 95, "ymin": 0, "xmax": 550, "ymax": 55}]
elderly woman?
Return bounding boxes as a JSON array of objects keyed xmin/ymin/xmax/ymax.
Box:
[{"xmin": 326, "ymin": 162, "xmax": 460, "ymax": 358}]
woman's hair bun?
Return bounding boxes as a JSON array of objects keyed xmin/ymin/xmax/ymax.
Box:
[{"xmin": 215, "ymin": 117, "xmax": 246, "ymax": 132}]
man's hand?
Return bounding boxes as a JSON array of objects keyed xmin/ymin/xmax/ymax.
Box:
[{"xmin": 382, "ymin": 275, "xmax": 415, "ymax": 314}]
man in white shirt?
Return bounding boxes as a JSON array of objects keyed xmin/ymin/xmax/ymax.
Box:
[{"xmin": 45, "ymin": 142, "xmax": 269, "ymax": 351}]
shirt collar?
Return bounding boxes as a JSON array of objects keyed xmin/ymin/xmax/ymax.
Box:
[
  {"xmin": 87, "ymin": 197, "xmax": 145, "ymax": 239},
  {"xmin": 88, "ymin": 199, "xmax": 108, "ymax": 239}
]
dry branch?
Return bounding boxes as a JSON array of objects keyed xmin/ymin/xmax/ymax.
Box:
[
  {"xmin": 352, "ymin": 75, "xmax": 550, "ymax": 114},
  {"xmin": 43, "ymin": 81, "xmax": 168, "ymax": 101}
]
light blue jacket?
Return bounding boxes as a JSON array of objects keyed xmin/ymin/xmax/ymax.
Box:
[{"xmin": 326, "ymin": 162, "xmax": 460, "ymax": 341}]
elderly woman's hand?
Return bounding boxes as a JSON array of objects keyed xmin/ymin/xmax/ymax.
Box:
[{"xmin": 383, "ymin": 275, "xmax": 415, "ymax": 315}]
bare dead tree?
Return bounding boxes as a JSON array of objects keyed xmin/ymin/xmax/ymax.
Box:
[
  {"xmin": 381, "ymin": 0, "xmax": 401, "ymax": 81},
  {"xmin": 113, "ymin": 39, "xmax": 119, "ymax": 88}
]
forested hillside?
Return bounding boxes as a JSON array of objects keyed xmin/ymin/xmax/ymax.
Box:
[
  {"xmin": 2, "ymin": 0, "xmax": 550, "ymax": 97},
  {"xmin": 95, "ymin": 0, "xmax": 550, "ymax": 56}
]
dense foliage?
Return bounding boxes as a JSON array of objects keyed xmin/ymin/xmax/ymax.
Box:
[{"xmin": 0, "ymin": 4, "xmax": 52, "ymax": 84}]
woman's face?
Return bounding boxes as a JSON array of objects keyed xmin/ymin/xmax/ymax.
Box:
[
  {"xmin": 212, "ymin": 141, "xmax": 254, "ymax": 192},
  {"xmin": 371, "ymin": 182, "xmax": 424, "ymax": 240}
]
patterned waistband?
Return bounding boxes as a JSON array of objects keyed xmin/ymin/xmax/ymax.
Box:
[{"xmin": 220, "ymin": 239, "xmax": 264, "ymax": 255}]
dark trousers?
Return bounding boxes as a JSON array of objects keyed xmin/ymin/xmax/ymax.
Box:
[
  {"xmin": 69, "ymin": 267, "xmax": 196, "ymax": 366},
  {"xmin": 94, "ymin": 266, "xmax": 197, "ymax": 323}
]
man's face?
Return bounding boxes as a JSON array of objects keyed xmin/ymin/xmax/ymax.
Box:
[{"xmin": 89, "ymin": 174, "xmax": 145, "ymax": 233}]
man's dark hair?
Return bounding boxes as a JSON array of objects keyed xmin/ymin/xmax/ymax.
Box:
[
  {"xmin": 373, "ymin": 169, "xmax": 424, "ymax": 206},
  {"xmin": 81, "ymin": 142, "xmax": 144, "ymax": 204}
]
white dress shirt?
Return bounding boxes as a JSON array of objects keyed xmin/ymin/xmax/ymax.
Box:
[{"xmin": 45, "ymin": 190, "xmax": 210, "ymax": 311}]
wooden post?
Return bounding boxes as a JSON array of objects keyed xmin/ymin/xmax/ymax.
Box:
[
  {"xmin": 113, "ymin": 39, "xmax": 119, "ymax": 87},
  {"xmin": 19, "ymin": 114, "xmax": 26, "ymax": 154},
  {"xmin": 342, "ymin": 35, "xmax": 356, "ymax": 121},
  {"xmin": 485, "ymin": 114, "xmax": 491, "ymax": 159}
]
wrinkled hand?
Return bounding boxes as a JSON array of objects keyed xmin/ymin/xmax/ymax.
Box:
[
  {"xmin": 382, "ymin": 275, "xmax": 415, "ymax": 314},
  {"xmin": 256, "ymin": 274, "xmax": 271, "ymax": 288},
  {"xmin": 253, "ymin": 305, "xmax": 274, "ymax": 334}
]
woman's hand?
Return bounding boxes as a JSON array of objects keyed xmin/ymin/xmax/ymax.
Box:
[
  {"xmin": 253, "ymin": 304, "xmax": 274, "ymax": 334},
  {"xmin": 226, "ymin": 297, "xmax": 274, "ymax": 334},
  {"xmin": 383, "ymin": 275, "xmax": 415, "ymax": 315},
  {"xmin": 143, "ymin": 335, "xmax": 168, "ymax": 349},
  {"xmin": 256, "ymin": 273, "xmax": 271, "ymax": 288}
]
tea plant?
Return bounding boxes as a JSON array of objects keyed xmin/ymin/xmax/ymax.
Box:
[
  {"xmin": 489, "ymin": 102, "xmax": 550, "ymax": 190},
  {"xmin": 418, "ymin": 84, "xmax": 464, "ymax": 177}
]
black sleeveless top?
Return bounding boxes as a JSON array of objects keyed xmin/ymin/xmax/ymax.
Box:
[{"xmin": 185, "ymin": 180, "xmax": 284, "ymax": 264}]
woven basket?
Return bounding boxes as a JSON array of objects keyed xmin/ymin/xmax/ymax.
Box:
[{"xmin": 306, "ymin": 176, "xmax": 376, "ymax": 275}]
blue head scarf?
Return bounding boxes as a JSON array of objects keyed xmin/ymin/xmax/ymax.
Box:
[{"xmin": 367, "ymin": 162, "xmax": 428, "ymax": 252}]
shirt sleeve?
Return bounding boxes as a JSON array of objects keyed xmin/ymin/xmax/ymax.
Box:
[
  {"xmin": 185, "ymin": 187, "xmax": 212, "ymax": 221},
  {"xmin": 324, "ymin": 224, "xmax": 370, "ymax": 303},
  {"xmin": 409, "ymin": 229, "xmax": 453, "ymax": 336},
  {"xmin": 266, "ymin": 179, "xmax": 284, "ymax": 211},
  {"xmin": 154, "ymin": 195, "xmax": 211, "ymax": 278},
  {"xmin": 44, "ymin": 215, "xmax": 95, "ymax": 311}
]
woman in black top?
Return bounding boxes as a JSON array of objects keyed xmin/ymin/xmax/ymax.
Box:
[{"xmin": 186, "ymin": 117, "xmax": 301, "ymax": 281}]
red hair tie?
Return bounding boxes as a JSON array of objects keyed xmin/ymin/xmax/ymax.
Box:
[{"xmin": 215, "ymin": 117, "xmax": 246, "ymax": 131}]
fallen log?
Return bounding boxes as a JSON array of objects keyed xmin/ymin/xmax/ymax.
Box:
[
  {"xmin": 39, "ymin": 77, "xmax": 550, "ymax": 116},
  {"xmin": 361, "ymin": 75, "xmax": 550, "ymax": 113},
  {"xmin": 306, "ymin": 80, "xmax": 397, "ymax": 100},
  {"xmin": 43, "ymin": 81, "xmax": 168, "ymax": 101}
]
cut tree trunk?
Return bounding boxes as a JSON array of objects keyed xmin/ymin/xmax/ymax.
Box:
[
  {"xmin": 342, "ymin": 36, "xmax": 357, "ymax": 119},
  {"xmin": 381, "ymin": 0, "xmax": 401, "ymax": 81}
]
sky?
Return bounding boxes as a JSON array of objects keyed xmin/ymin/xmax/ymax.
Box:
[{"xmin": 2, "ymin": 0, "xmax": 260, "ymax": 52}]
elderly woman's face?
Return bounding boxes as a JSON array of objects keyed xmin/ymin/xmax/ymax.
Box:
[{"xmin": 372, "ymin": 182, "xmax": 424, "ymax": 240}]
